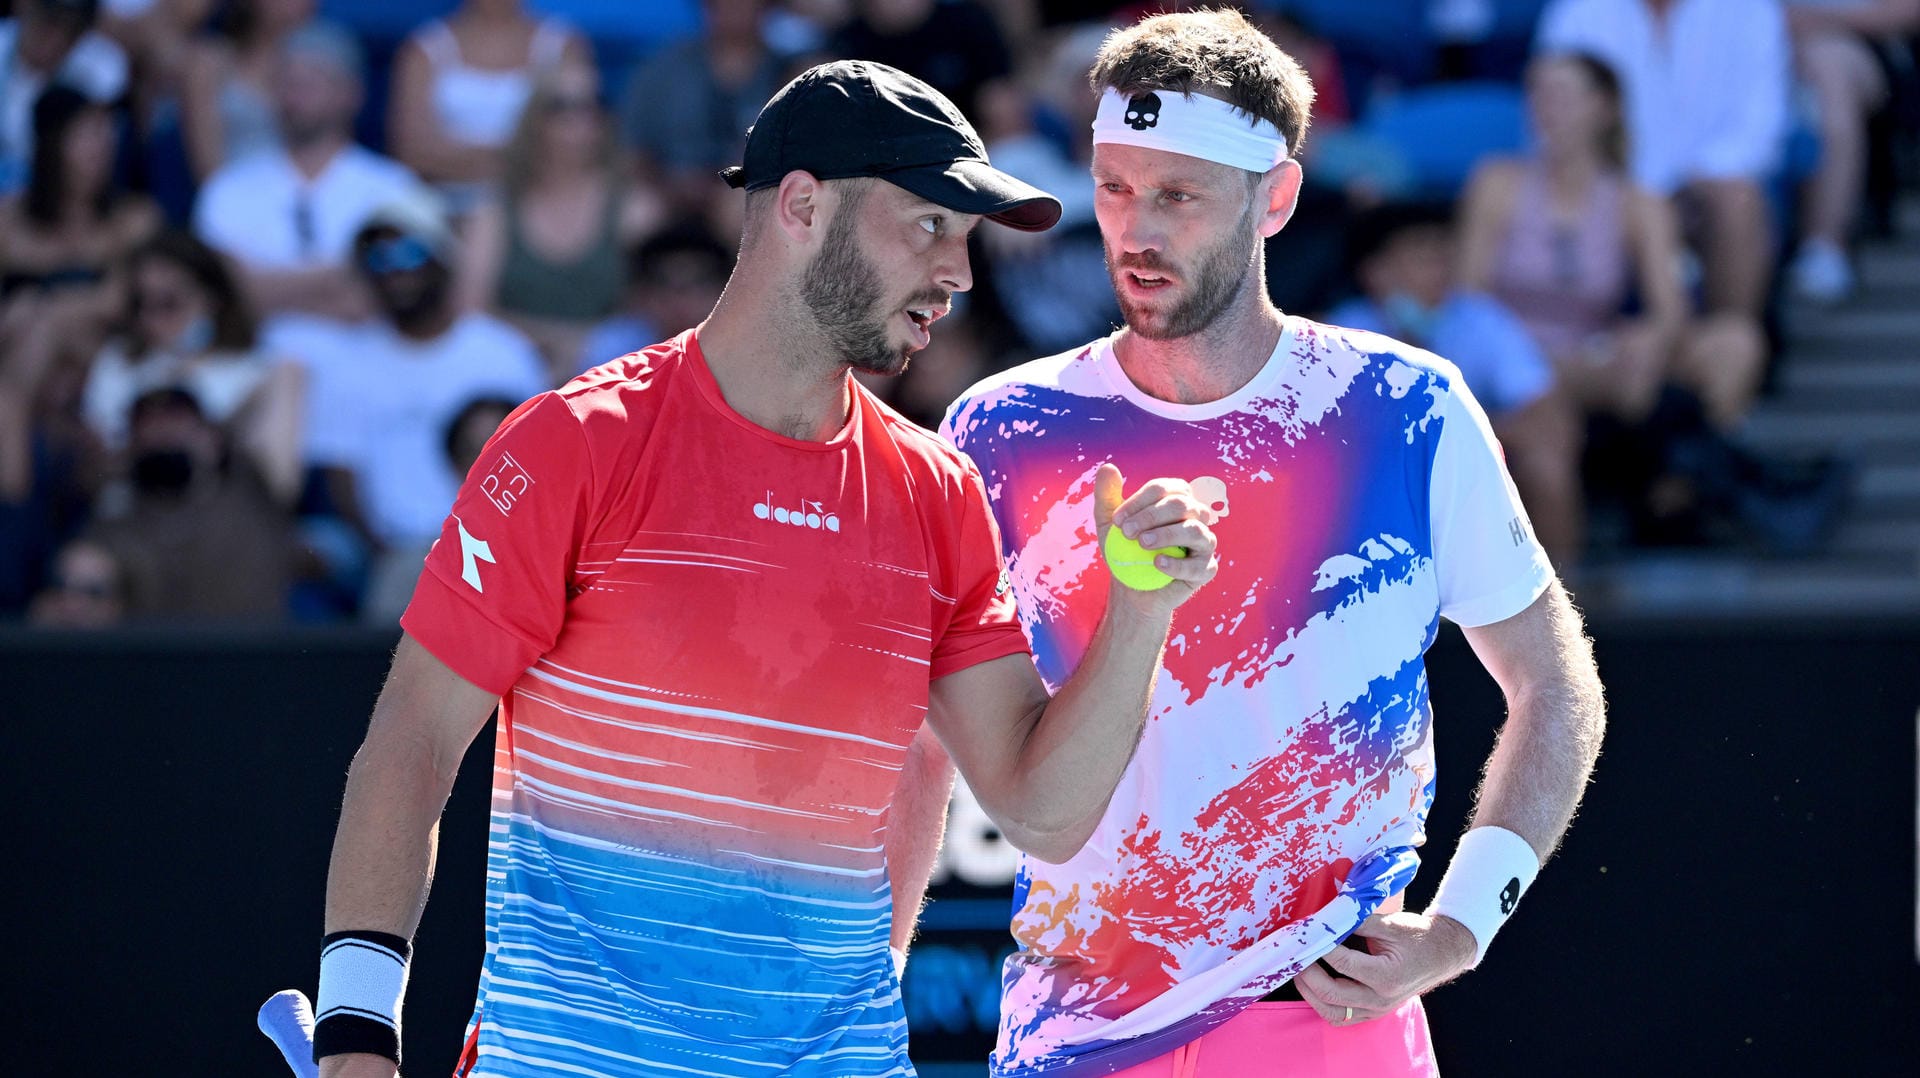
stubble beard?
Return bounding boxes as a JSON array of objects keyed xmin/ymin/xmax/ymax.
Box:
[
  {"xmin": 1108, "ymin": 201, "xmax": 1261, "ymax": 341},
  {"xmin": 800, "ymin": 210, "xmax": 912, "ymax": 377}
]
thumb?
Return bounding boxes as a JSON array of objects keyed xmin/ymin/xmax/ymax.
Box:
[
  {"xmin": 1350, "ymin": 914, "xmax": 1391, "ymax": 939},
  {"xmin": 1093, "ymin": 462, "xmax": 1125, "ymax": 535}
]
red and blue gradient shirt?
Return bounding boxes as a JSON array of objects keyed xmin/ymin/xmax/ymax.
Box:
[
  {"xmin": 402, "ymin": 331, "xmax": 1028, "ymax": 1077},
  {"xmin": 943, "ymin": 320, "xmax": 1553, "ymax": 1075}
]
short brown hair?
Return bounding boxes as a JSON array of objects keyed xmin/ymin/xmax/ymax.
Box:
[{"xmin": 1090, "ymin": 8, "xmax": 1315, "ymax": 160}]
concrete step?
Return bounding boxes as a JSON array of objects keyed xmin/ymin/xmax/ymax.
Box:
[
  {"xmin": 1828, "ymin": 517, "xmax": 1920, "ymax": 557},
  {"xmin": 1760, "ymin": 383, "xmax": 1920, "ymax": 411},
  {"xmin": 1738, "ymin": 409, "xmax": 1919, "ymax": 450},
  {"xmin": 1779, "ymin": 358, "xmax": 1920, "ymax": 392},
  {"xmin": 1779, "ymin": 338, "xmax": 1920, "ymax": 365},
  {"xmin": 1856, "ymin": 246, "xmax": 1920, "ymax": 285},
  {"xmin": 1784, "ymin": 308, "xmax": 1920, "ymax": 350},
  {"xmin": 1579, "ymin": 555, "xmax": 1920, "ymax": 617},
  {"xmin": 1858, "ymin": 463, "xmax": 1920, "ymax": 500}
]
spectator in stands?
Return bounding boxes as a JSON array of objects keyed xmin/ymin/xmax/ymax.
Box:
[
  {"xmin": 1329, "ymin": 203, "xmax": 1586, "ymax": 565},
  {"xmin": 0, "ymin": 0, "xmax": 129, "ymax": 195},
  {"xmin": 457, "ymin": 60, "xmax": 664, "ymax": 382},
  {"xmin": 1458, "ymin": 51, "xmax": 1766, "ymax": 432},
  {"xmin": 288, "ymin": 194, "xmax": 545, "ymax": 623},
  {"xmin": 0, "ymin": 84, "xmax": 159, "ymax": 333},
  {"xmin": 830, "ymin": 0, "xmax": 1014, "ymax": 124},
  {"xmin": 193, "ymin": 21, "xmax": 428, "ymax": 322},
  {"xmin": 389, "ymin": 0, "xmax": 587, "ymax": 213},
  {"xmin": 1536, "ymin": 0, "xmax": 1790, "ymax": 322},
  {"xmin": 970, "ymin": 22, "xmax": 1122, "ymax": 356},
  {"xmin": 81, "ymin": 230, "xmax": 305, "ymax": 504},
  {"xmin": 95, "ymin": 0, "xmax": 205, "ymax": 138},
  {"xmin": 1784, "ymin": 0, "xmax": 1920, "ymax": 303},
  {"xmin": 177, "ymin": 0, "xmax": 311, "ymax": 182},
  {"xmin": 84, "ymin": 386, "xmax": 295, "ymax": 619},
  {"xmin": 25, "ymin": 537, "xmax": 126, "ymax": 627},
  {"xmin": 0, "ymin": 270, "xmax": 106, "ymax": 618},
  {"xmin": 443, "ymin": 395, "xmax": 518, "ymax": 481},
  {"xmin": 1257, "ymin": 8, "xmax": 1414, "ymax": 315},
  {"xmin": 622, "ymin": 0, "xmax": 791, "ymax": 229},
  {"xmin": 577, "ymin": 220, "xmax": 734, "ymax": 374}
]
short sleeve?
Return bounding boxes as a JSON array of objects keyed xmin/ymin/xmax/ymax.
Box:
[
  {"xmin": 1428, "ymin": 378, "xmax": 1555, "ymax": 628},
  {"xmin": 927, "ymin": 458, "xmax": 1031, "ymax": 681},
  {"xmin": 400, "ymin": 391, "xmax": 596, "ymax": 695}
]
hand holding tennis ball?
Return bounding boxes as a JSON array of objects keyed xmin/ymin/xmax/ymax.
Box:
[{"xmin": 1093, "ymin": 463, "xmax": 1220, "ymax": 601}]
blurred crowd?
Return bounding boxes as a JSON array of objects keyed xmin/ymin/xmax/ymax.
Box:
[{"xmin": 2, "ymin": 0, "xmax": 1914, "ymax": 627}]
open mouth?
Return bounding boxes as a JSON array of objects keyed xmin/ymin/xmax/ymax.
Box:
[
  {"xmin": 903, "ymin": 305, "xmax": 945, "ymax": 348},
  {"xmin": 903, "ymin": 309, "xmax": 931, "ymax": 349},
  {"xmin": 1126, "ymin": 271, "xmax": 1173, "ymax": 291}
]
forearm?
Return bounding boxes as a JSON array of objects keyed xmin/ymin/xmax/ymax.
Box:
[
  {"xmin": 886, "ymin": 727, "xmax": 957, "ymax": 952},
  {"xmin": 997, "ymin": 592, "xmax": 1171, "ymax": 862},
  {"xmin": 1463, "ymin": 602, "xmax": 1605, "ymax": 859},
  {"xmin": 323, "ymin": 737, "xmax": 461, "ymax": 938},
  {"xmin": 314, "ymin": 743, "xmax": 453, "ymax": 1078}
]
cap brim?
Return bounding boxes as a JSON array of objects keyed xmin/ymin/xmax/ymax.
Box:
[{"xmin": 887, "ymin": 159, "xmax": 1063, "ymax": 233}]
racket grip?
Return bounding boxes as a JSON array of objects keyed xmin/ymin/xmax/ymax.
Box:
[{"xmin": 258, "ymin": 989, "xmax": 320, "ymax": 1078}]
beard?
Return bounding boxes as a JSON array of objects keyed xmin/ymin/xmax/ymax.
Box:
[
  {"xmin": 799, "ymin": 206, "xmax": 947, "ymax": 377},
  {"xmin": 1107, "ymin": 200, "xmax": 1261, "ymax": 341}
]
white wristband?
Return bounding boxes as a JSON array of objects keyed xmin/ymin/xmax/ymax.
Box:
[
  {"xmin": 890, "ymin": 946, "xmax": 907, "ymax": 978},
  {"xmin": 317, "ymin": 933, "xmax": 410, "ymax": 1030},
  {"xmin": 1426, "ymin": 826, "xmax": 1541, "ymax": 968}
]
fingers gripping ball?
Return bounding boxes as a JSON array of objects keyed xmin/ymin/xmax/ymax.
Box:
[{"xmin": 1103, "ymin": 525, "xmax": 1188, "ymax": 591}]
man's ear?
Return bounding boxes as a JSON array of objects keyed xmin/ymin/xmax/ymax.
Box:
[
  {"xmin": 774, "ymin": 171, "xmax": 824, "ymax": 244},
  {"xmin": 1257, "ymin": 159, "xmax": 1304, "ymax": 239}
]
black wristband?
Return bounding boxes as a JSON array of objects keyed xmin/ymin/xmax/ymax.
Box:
[{"xmin": 312, "ymin": 1012, "xmax": 401, "ymax": 1066}]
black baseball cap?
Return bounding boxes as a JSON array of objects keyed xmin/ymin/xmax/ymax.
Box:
[{"xmin": 722, "ymin": 60, "xmax": 1062, "ymax": 233}]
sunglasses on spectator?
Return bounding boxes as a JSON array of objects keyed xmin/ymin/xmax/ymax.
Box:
[{"xmin": 359, "ymin": 235, "xmax": 437, "ymax": 275}]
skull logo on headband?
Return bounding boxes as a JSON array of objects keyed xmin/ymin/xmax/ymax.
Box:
[{"xmin": 1124, "ymin": 92, "xmax": 1162, "ymax": 131}]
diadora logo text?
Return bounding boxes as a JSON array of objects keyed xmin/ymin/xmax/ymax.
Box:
[{"xmin": 753, "ymin": 491, "xmax": 840, "ymax": 532}]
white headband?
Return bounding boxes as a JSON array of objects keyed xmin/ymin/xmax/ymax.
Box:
[{"xmin": 1092, "ymin": 88, "xmax": 1289, "ymax": 173}]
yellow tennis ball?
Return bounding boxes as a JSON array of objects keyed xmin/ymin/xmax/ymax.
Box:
[{"xmin": 1103, "ymin": 526, "xmax": 1186, "ymax": 591}]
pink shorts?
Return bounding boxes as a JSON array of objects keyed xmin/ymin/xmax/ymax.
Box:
[{"xmin": 1102, "ymin": 999, "xmax": 1438, "ymax": 1078}]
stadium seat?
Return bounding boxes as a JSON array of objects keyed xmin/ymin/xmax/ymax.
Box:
[
  {"xmin": 1359, "ymin": 80, "xmax": 1529, "ymax": 199},
  {"xmin": 1278, "ymin": 0, "xmax": 1436, "ymax": 94}
]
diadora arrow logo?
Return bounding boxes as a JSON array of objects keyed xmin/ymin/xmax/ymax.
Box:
[{"xmin": 457, "ymin": 518, "xmax": 495, "ymax": 592}]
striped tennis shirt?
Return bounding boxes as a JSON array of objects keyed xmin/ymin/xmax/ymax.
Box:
[{"xmin": 402, "ymin": 330, "xmax": 1029, "ymax": 1077}]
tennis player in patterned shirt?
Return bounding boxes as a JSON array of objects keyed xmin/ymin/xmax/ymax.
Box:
[{"xmin": 943, "ymin": 11, "xmax": 1607, "ymax": 1076}]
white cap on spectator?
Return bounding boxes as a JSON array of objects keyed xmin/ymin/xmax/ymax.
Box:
[{"xmin": 356, "ymin": 186, "xmax": 456, "ymax": 261}]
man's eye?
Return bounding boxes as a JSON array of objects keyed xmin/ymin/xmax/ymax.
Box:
[
  {"xmin": 920, "ymin": 217, "xmax": 940, "ymax": 235},
  {"xmin": 1166, "ymin": 191, "xmax": 1193, "ymax": 203}
]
